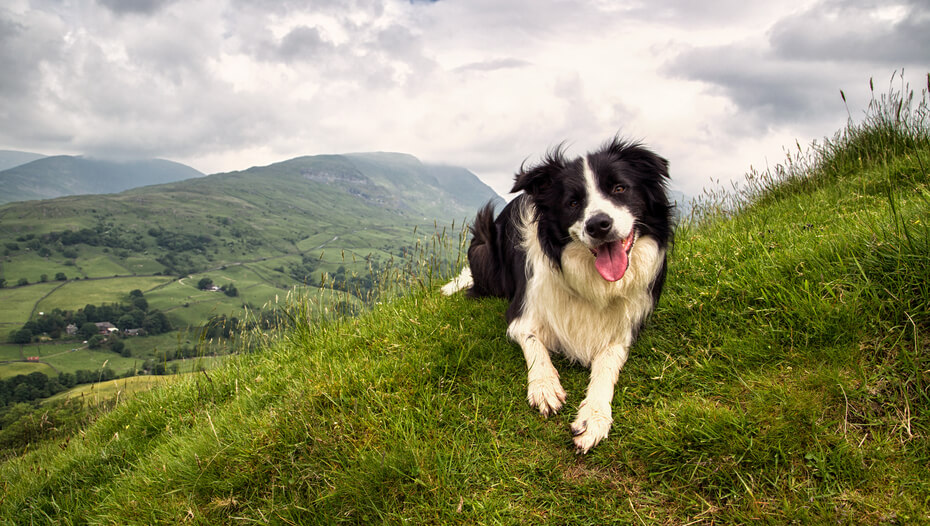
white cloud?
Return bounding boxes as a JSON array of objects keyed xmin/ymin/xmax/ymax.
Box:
[{"xmin": 0, "ymin": 0, "xmax": 925, "ymax": 198}]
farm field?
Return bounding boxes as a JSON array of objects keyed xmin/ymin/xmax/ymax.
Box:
[
  {"xmin": 0, "ymin": 281, "xmax": 61, "ymax": 327},
  {"xmin": 0, "ymin": 361, "xmax": 58, "ymax": 380},
  {"xmin": 0, "ymin": 252, "xmax": 76, "ymax": 284},
  {"xmin": 35, "ymin": 276, "xmax": 172, "ymax": 313}
]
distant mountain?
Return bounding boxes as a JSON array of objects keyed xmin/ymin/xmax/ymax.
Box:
[
  {"xmin": 0, "ymin": 151, "xmax": 500, "ymax": 283},
  {"xmin": 0, "ymin": 156, "xmax": 205, "ymax": 204},
  {"xmin": 0, "ymin": 150, "xmax": 46, "ymax": 172},
  {"xmin": 184, "ymin": 151, "xmax": 503, "ymax": 225}
]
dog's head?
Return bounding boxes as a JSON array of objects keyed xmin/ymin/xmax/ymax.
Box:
[{"xmin": 512, "ymin": 137, "xmax": 672, "ymax": 282}]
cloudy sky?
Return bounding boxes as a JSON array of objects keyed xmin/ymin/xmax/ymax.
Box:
[{"xmin": 1, "ymin": 0, "xmax": 927, "ymax": 197}]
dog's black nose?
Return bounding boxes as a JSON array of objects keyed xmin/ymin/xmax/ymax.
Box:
[{"xmin": 585, "ymin": 213, "xmax": 613, "ymax": 239}]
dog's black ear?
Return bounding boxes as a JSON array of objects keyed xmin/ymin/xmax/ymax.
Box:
[
  {"xmin": 511, "ymin": 163, "xmax": 553, "ymax": 195},
  {"xmin": 606, "ymin": 137, "xmax": 669, "ymax": 180},
  {"xmin": 511, "ymin": 145, "xmax": 566, "ymax": 196}
]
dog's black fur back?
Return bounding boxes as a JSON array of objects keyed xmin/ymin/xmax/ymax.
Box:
[{"xmin": 466, "ymin": 200, "xmax": 530, "ymax": 320}]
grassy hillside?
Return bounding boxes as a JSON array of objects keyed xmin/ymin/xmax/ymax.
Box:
[{"xmin": 1, "ymin": 81, "xmax": 928, "ymax": 524}]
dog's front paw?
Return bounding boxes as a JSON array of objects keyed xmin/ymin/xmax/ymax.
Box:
[
  {"xmin": 570, "ymin": 401, "xmax": 612, "ymax": 454},
  {"xmin": 526, "ymin": 375, "xmax": 567, "ymax": 417}
]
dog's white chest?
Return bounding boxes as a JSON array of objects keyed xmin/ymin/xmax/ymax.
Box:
[{"xmin": 518, "ymin": 237, "xmax": 664, "ymax": 366}]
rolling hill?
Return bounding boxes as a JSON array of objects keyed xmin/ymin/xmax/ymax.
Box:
[{"xmin": 0, "ymin": 156, "xmax": 205, "ymax": 204}]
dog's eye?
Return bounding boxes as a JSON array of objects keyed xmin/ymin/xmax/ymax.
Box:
[
  {"xmin": 612, "ymin": 184, "xmax": 626, "ymax": 194},
  {"xmin": 568, "ymin": 199, "xmax": 580, "ymax": 208}
]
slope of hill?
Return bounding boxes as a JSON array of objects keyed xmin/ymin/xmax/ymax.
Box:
[
  {"xmin": 1, "ymin": 84, "xmax": 927, "ymax": 523},
  {"xmin": 0, "ymin": 156, "xmax": 204, "ymax": 204},
  {"xmin": 0, "ymin": 150, "xmax": 46, "ymax": 172}
]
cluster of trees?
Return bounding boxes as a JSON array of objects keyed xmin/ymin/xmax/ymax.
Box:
[
  {"xmin": 7, "ymin": 289, "xmax": 171, "ymax": 345},
  {"xmin": 0, "ymin": 369, "xmax": 120, "ymax": 407},
  {"xmin": 196, "ymin": 277, "xmax": 238, "ymax": 296},
  {"xmin": 147, "ymin": 227, "xmax": 213, "ymax": 252},
  {"xmin": 287, "ymin": 254, "xmax": 322, "ymax": 284},
  {"xmin": 14, "ymin": 224, "xmax": 148, "ymax": 253},
  {"xmin": 156, "ymin": 252, "xmax": 198, "ymax": 276},
  {"xmin": 203, "ymin": 314, "xmax": 241, "ymax": 339}
]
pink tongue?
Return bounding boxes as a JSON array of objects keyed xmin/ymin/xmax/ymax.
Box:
[{"xmin": 594, "ymin": 239, "xmax": 629, "ymax": 282}]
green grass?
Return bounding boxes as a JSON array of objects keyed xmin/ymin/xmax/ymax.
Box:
[
  {"xmin": 0, "ymin": 361, "xmax": 58, "ymax": 380},
  {"xmin": 34, "ymin": 276, "xmax": 172, "ymax": 313},
  {"xmin": 1, "ymin": 77, "xmax": 929, "ymax": 524},
  {"xmin": 0, "ymin": 252, "xmax": 76, "ymax": 284},
  {"xmin": 0, "ymin": 343, "xmax": 24, "ymax": 362},
  {"xmin": 73, "ymin": 251, "xmax": 134, "ymax": 278},
  {"xmin": 0, "ymin": 281, "xmax": 61, "ymax": 326},
  {"xmin": 39, "ymin": 348, "xmax": 140, "ymax": 376}
]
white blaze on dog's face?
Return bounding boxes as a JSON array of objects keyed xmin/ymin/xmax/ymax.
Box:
[{"xmin": 567, "ymin": 158, "xmax": 637, "ymax": 282}]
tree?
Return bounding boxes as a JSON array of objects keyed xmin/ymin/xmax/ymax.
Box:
[
  {"xmin": 17, "ymin": 278, "xmax": 28, "ymax": 287},
  {"xmin": 117, "ymin": 314, "xmax": 136, "ymax": 331},
  {"xmin": 110, "ymin": 339, "xmax": 126, "ymax": 355},
  {"xmin": 10, "ymin": 329, "xmax": 32, "ymax": 344},
  {"xmin": 58, "ymin": 372, "xmax": 76, "ymax": 388},
  {"xmin": 79, "ymin": 322, "xmax": 99, "ymax": 340},
  {"xmin": 55, "ymin": 272, "xmax": 67, "ymax": 281},
  {"xmin": 88, "ymin": 335, "xmax": 105, "ymax": 349},
  {"xmin": 142, "ymin": 311, "xmax": 171, "ymax": 334},
  {"xmin": 132, "ymin": 296, "xmax": 149, "ymax": 312},
  {"xmin": 129, "ymin": 289, "xmax": 144, "ymax": 298},
  {"xmin": 13, "ymin": 383, "xmax": 33, "ymax": 403},
  {"xmin": 197, "ymin": 277, "xmax": 214, "ymax": 290}
]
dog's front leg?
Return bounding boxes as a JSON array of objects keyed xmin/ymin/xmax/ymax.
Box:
[
  {"xmin": 508, "ymin": 320, "xmax": 566, "ymax": 416},
  {"xmin": 571, "ymin": 345, "xmax": 629, "ymax": 453}
]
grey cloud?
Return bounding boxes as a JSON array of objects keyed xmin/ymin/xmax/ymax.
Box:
[
  {"xmin": 665, "ymin": 0, "xmax": 929, "ymax": 132},
  {"xmin": 278, "ymin": 26, "xmax": 334, "ymax": 60},
  {"xmin": 769, "ymin": 0, "xmax": 930, "ymax": 63},
  {"xmin": 0, "ymin": 11, "xmax": 71, "ymax": 148},
  {"xmin": 97, "ymin": 0, "xmax": 178, "ymax": 15}
]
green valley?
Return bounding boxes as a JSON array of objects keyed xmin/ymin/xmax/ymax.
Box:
[{"xmin": 0, "ymin": 151, "xmax": 500, "ymax": 390}]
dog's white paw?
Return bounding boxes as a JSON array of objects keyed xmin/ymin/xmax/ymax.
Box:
[
  {"xmin": 570, "ymin": 401, "xmax": 612, "ymax": 454},
  {"xmin": 441, "ymin": 267, "xmax": 473, "ymax": 296},
  {"xmin": 526, "ymin": 375, "xmax": 567, "ymax": 417}
]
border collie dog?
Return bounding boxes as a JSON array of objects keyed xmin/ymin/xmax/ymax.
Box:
[{"xmin": 442, "ymin": 138, "xmax": 673, "ymax": 453}]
